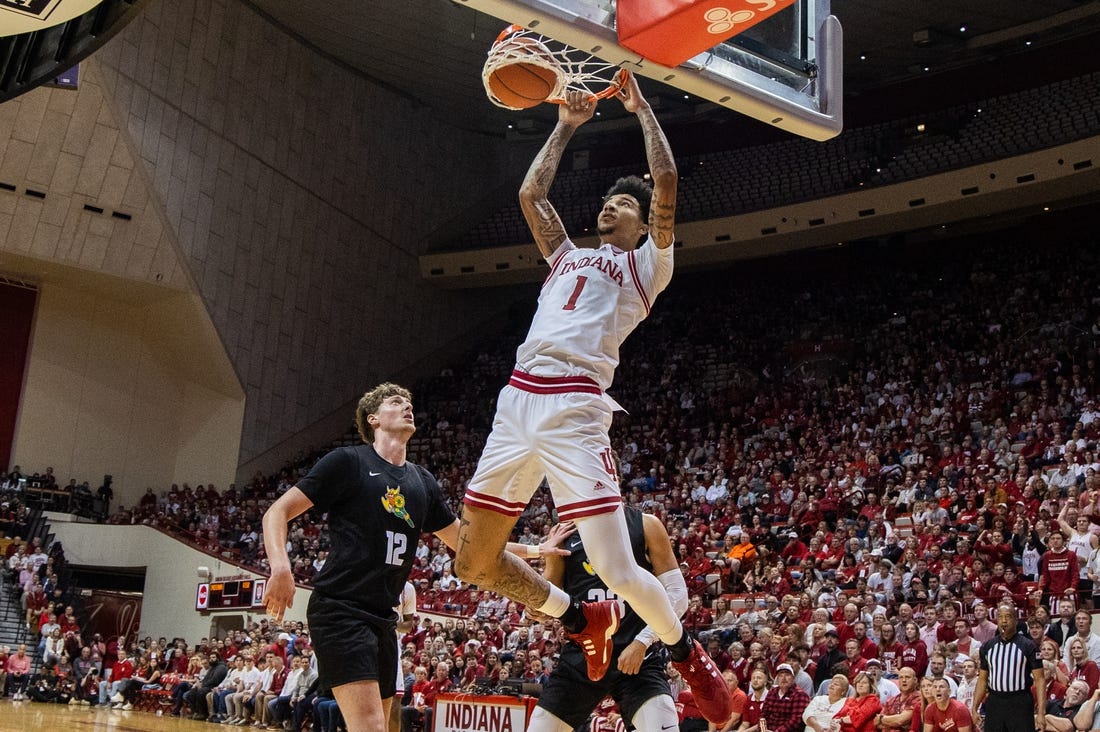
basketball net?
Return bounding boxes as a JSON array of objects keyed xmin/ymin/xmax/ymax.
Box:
[{"xmin": 483, "ymin": 25, "xmax": 623, "ymax": 110}]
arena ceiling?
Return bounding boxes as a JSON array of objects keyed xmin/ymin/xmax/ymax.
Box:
[{"xmin": 243, "ymin": 0, "xmax": 1100, "ymax": 135}]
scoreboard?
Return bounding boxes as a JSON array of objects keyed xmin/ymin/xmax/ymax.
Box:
[{"xmin": 196, "ymin": 578, "xmax": 266, "ymax": 611}]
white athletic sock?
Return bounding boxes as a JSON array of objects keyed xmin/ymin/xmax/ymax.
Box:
[{"xmin": 537, "ymin": 584, "xmax": 572, "ymax": 617}]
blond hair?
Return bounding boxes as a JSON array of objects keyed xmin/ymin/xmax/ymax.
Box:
[{"xmin": 355, "ymin": 383, "xmax": 412, "ymax": 443}]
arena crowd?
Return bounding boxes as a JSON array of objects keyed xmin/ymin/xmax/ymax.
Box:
[{"xmin": 1, "ymin": 230, "xmax": 1099, "ymax": 732}]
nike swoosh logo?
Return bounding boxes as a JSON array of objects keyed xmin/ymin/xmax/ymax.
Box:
[
  {"xmin": 370, "ymin": 472, "xmax": 382, "ymax": 476},
  {"xmin": 661, "ymin": 725, "xmax": 676, "ymax": 731}
]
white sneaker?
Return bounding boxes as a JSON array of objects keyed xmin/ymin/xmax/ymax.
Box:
[
  {"xmin": 122, "ymin": 703, "xmax": 133, "ymax": 711},
  {"xmin": 111, "ymin": 693, "xmax": 124, "ymax": 703}
]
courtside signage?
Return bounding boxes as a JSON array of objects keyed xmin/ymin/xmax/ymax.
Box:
[
  {"xmin": 435, "ymin": 695, "xmax": 530, "ymax": 732},
  {"xmin": 0, "ymin": 0, "xmax": 102, "ymax": 36}
]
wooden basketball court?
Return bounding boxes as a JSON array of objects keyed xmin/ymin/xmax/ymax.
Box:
[{"xmin": 0, "ymin": 699, "xmax": 221, "ymax": 731}]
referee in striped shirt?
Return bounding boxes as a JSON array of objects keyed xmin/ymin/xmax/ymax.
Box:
[{"xmin": 972, "ymin": 604, "xmax": 1045, "ymax": 732}]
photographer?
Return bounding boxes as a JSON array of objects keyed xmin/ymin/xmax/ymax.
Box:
[
  {"xmin": 72, "ymin": 647, "xmax": 96, "ymax": 705},
  {"xmin": 26, "ymin": 665, "xmax": 59, "ymax": 703}
]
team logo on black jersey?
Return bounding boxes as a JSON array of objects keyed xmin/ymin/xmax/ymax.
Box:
[
  {"xmin": 381, "ymin": 487, "xmax": 415, "ymax": 528},
  {"xmin": 582, "ymin": 559, "xmax": 597, "ymax": 576}
]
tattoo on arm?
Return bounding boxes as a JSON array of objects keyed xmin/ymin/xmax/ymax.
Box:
[
  {"xmin": 491, "ymin": 553, "xmax": 552, "ymax": 608},
  {"xmin": 520, "ymin": 123, "xmax": 575, "ymax": 259},
  {"xmin": 636, "ymin": 106, "xmax": 677, "ymax": 249},
  {"xmin": 456, "ymin": 517, "xmax": 473, "ymax": 560}
]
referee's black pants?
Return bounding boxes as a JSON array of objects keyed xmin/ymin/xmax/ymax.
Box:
[{"xmin": 984, "ymin": 690, "xmax": 1035, "ymax": 732}]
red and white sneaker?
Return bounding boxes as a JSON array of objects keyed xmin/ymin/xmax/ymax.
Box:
[
  {"xmin": 672, "ymin": 639, "xmax": 733, "ymax": 725},
  {"xmin": 565, "ymin": 600, "xmax": 622, "ymax": 681}
]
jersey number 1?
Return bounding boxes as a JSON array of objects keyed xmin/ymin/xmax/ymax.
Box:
[
  {"xmin": 562, "ymin": 276, "xmax": 588, "ymax": 311},
  {"xmin": 385, "ymin": 531, "xmax": 407, "ymax": 566}
]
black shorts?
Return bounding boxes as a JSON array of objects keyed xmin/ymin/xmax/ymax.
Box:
[
  {"xmin": 536, "ymin": 643, "xmax": 672, "ymax": 728},
  {"xmin": 308, "ymin": 592, "xmax": 397, "ymax": 697},
  {"xmin": 983, "ymin": 690, "xmax": 1035, "ymax": 732}
]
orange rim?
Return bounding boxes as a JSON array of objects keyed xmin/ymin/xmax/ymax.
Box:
[
  {"xmin": 548, "ymin": 68, "xmax": 626, "ymax": 104},
  {"xmin": 494, "ymin": 24, "xmax": 526, "ymax": 45}
]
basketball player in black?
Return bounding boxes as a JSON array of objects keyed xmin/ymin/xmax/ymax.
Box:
[
  {"xmin": 262, "ymin": 383, "xmax": 574, "ymax": 732},
  {"xmin": 528, "ymin": 506, "xmax": 686, "ymax": 732}
]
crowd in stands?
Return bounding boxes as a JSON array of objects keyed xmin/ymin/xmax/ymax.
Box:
[
  {"xmin": 0, "ymin": 497, "xmax": 87, "ymax": 702},
  {"xmin": 1, "ymin": 226, "xmax": 1099, "ymax": 731}
]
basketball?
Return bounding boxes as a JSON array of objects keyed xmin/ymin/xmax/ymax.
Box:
[{"xmin": 488, "ymin": 61, "xmax": 558, "ymax": 109}]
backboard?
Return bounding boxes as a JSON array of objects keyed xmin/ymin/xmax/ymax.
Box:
[{"xmin": 454, "ymin": 0, "xmax": 842, "ymax": 140}]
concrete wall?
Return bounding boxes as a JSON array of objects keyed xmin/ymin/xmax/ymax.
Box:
[
  {"xmin": 12, "ymin": 271, "xmax": 244, "ymax": 508},
  {"xmin": 89, "ymin": 0, "xmax": 525, "ymax": 465},
  {"xmin": 0, "ymin": 64, "xmax": 188, "ymax": 289},
  {"xmin": 48, "ymin": 515, "xmax": 310, "ymax": 643},
  {"xmin": 1, "ymin": 0, "xmax": 526, "ymax": 492}
]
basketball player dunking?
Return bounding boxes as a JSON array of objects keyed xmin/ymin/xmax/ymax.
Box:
[{"xmin": 453, "ymin": 70, "xmax": 732, "ymax": 725}]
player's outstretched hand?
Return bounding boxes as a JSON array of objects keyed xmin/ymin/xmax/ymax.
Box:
[
  {"xmin": 264, "ymin": 568, "xmax": 296, "ymax": 622},
  {"xmin": 614, "ymin": 69, "xmax": 648, "ymax": 114},
  {"xmin": 540, "ymin": 520, "xmax": 577, "ymax": 556},
  {"xmin": 617, "ymin": 640, "xmax": 646, "ymax": 674},
  {"xmin": 559, "ymin": 89, "xmax": 597, "ymax": 127}
]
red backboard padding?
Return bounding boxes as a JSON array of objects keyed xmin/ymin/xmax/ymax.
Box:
[{"xmin": 617, "ymin": 0, "xmax": 797, "ymax": 68}]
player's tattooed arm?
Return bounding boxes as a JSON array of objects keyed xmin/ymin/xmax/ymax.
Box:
[
  {"xmin": 616, "ymin": 69, "xmax": 676, "ymax": 250},
  {"xmin": 519, "ymin": 124, "xmax": 573, "ymax": 260},
  {"xmin": 636, "ymin": 104, "xmax": 677, "ymax": 250},
  {"xmin": 520, "ymin": 89, "xmax": 596, "ymax": 260}
]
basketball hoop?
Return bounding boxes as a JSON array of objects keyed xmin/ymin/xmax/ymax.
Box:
[{"xmin": 483, "ymin": 25, "xmax": 623, "ymax": 111}]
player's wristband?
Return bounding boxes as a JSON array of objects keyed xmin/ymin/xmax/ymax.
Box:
[{"xmin": 527, "ymin": 544, "xmax": 540, "ymax": 559}]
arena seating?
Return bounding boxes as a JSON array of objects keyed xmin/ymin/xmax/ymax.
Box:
[{"xmin": 454, "ymin": 71, "xmax": 1100, "ymax": 250}]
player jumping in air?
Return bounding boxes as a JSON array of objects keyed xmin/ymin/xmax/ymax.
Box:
[{"xmin": 453, "ymin": 70, "xmax": 732, "ymax": 726}]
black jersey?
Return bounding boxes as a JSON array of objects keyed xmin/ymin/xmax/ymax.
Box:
[
  {"xmin": 297, "ymin": 444, "xmax": 455, "ymax": 618},
  {"xmin": 560, "ymin": 505, "xmax": 651, "ymax": 649}
]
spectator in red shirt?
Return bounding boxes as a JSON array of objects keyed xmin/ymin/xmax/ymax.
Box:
[
  {"xmin": 844, "ymin": 639, "xmax": 869, "ymax": 681},
  {"xmin": 899, "ymin": 622, "xmax": 929, "ymax": 677},
  {"xmin": 96, "ymin": 647, "xmax": 134, "ymax": 706},
  {"xmin": 1040, "ymin": 531, "xmax": 1078, "ymax": 609},
  {"xmin": 781, "ymin": 532, "xmax": 809, "ymax": 563},
  {"xmin": 1067, "ymin": 637, "xmax": 1100, "ymax": 695},
  {"xmin": 5, "ymin": 644, "xmax": 31, "ymax": 700},
  {"xmin": 267, "ymin": 632, "xmax": 290, "ymax": 664},
  {"xmin": 922, "ymin": 678, "xmax": 972, "ymax": 732},
  {"xmin": 402, "ymin": 662, "xmax": 452, "ymax": 731},
  {"xmin": 852, "ymin": 622, "xmax": 879, "ymax": 660},
  {"xmin": 834, "ymin": 672, "xmax": 882, "ymax": 732}
]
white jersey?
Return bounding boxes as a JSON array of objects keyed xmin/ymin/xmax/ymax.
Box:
[
  {"xmin": 515, "ymin": 237, "xmax": 673, "ymax": 392},
  {"xmin": 1022, "ymin": 545, "xmax": 1042, "ymax": 579},
  {"xmin": 1070, "ymin": 530, "xmax": 1094, "ymax": 578}
]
